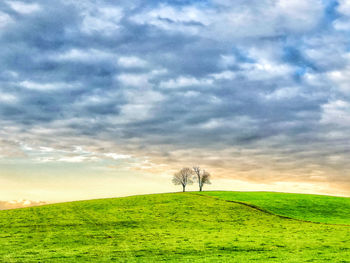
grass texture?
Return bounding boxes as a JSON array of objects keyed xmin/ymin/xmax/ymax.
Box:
[
  {"xmin": 199, "ymin": 191, "xmax": 350, "ymax": 224},
  {"xmin": 0, "ymin": 192, "xmax": 349, "ymax": 262}
]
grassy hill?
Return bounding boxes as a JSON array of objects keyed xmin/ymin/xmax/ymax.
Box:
[
  {"xmin": 199, "ymin": 191, "xmax": 350, "ymax": 224},
  {"xmin": 0, "ymin": 192, "xmax": 349, "ymax": 262}
]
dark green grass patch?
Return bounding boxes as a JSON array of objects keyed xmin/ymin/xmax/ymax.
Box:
[{"xmin": 0, "ymin": 192, "xmax": 349, "ymax": 262}]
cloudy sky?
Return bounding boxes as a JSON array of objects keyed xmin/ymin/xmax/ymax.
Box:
[{"xmin": 1, "ymin": 0, "xmax": 350, "ymax": 205}]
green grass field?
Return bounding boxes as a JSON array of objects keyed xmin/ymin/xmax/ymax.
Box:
[
  {"xmin": 198, "ymin": 191, "xmax": 350, "ymax": 225},
  {"xmin": 0, "ymin": 192, "xmax": 349, "ymax": 262}
]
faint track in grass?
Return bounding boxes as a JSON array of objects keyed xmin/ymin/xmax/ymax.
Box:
[
  {"xmin": 190, "ymin": 192, "xmax": 350, "ymax": 227},
  {"xmin": 71, "ymin": 200, "xmax": 138, "ymax": 261}
]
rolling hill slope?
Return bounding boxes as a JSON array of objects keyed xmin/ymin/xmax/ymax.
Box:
[
  {"xmin": 0, "ymin": 192, "xmax": 349, "ymax": 262},
  {"xmin": 199, "ymin": 191, "xmax": 350, "ymax": 225}
]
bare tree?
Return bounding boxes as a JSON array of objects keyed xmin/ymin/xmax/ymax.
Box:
[
  {"xmin": 193, "ymin": 166, "xmax": 211, "ymax": 191},
  {"xmin": 172, "ymin": 167, "xmax": 193, "ymax": 192}
]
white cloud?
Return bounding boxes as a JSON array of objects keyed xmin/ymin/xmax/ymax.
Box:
[
  {"xmin": 104, "ymin": 153, "xmax": 131, "ymax": 160},
  {"xmin": 118, "ymin": 89, "xmax": 164, "ymax": 122},
  {"xmin": 20, "ymin": 81, "xmax": 78, "ymax": 91},
  {"xmin": 327, "ymin": 57, "xmax": 350, "ymax": 93},
  {"xmin": 275, "ymin": 0, "xmax": 323, "ymax": 31},
  {"xmin": 199, "ymin": 116, "xmax": 257, "ymax": 130},
  {"xmin": 160, "ymin": 76, "xmax": 213, "ymax": 89},
  {"xmin": 210, "ymin": 71, "xmax": 236, "ymax": 80},
  {"xmin": 131, "ymin": 5, "xmax": 210, "ymax": 35},
  {"xmin": 241, "ymin": 59, "xmax": 294, "ymax": 80},
  {"xmin": 38, "ymin": 147, "xmax": 55, "ymax": 153},
  {"xmin": 333, "ymin": 0, "xmax": 350, "ymax": 31},
  {"xmin": 7, "ymin": 1, "xmax": 41, "ymax": 14},
  {"xmin": 118, "ymin": 56, "xmax": 148, "ymax": 68},
  {"xmin": 304, "ymin": 35, "xmax": 348, "ymax": 69},
  {"xmin": 57, "ymin": 156, "xmax": 98, "ymax": 163},
  {"xmin": 333, "ymin": 18, "xmax": 350, "ymax": 31},
  {"xmin": 337, "ymin": 0, "xmax": 350, "ymax": 16},
  {"xmin": 131, "ymin": 0, "xmax": 323, "ymax": 39},
  {"xmin": 0, "ymin": 11, "xmax": 12, "ymax": 28},
  {"xmin": 117, "ymin": 73, "xmax": 150, "ymax": 87},
  {"xmin": 0, "ymin": 199, "xmax": 46, "ymax": 210},
  {"xmin": 116, "ymin": 69, "xmax": 166, "ymax": 88},
  {"xmin": 0, "ymin": 92, "xmax": 17, "ymax": 104},
  {"xmin": 182, "ymin": 91, "xmax": 201, "ymax": 97},
  {"xmin": 303, "ymin": 72, "xmax": 327, "ymax": 87},
  {"xmin": 81, "ymin": 6, "xmax": 123, "ymax": 35},
  {"xmin": 219, "ymin": 55, "xmax": 236, "ymax": 68},
  {"xmin": 321, "ymin": 100, "xmax": 350, "ymax": 127},
  {"xmin": 55, "ymin": 48, "xmax": 114, "ymax": 62},
  {"xmin": 264, "ymin": 87, "xmax": 300, "ymax": 100}
]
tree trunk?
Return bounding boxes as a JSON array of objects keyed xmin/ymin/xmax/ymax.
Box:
[
  {"xmin": 182, "ymin": 185, "xmax": 185, "ymax": 192},
  {"xmin": 199, "ymin": 185, "xmax": 202, "ymax": 191}
]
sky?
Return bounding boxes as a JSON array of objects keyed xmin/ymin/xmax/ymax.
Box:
[{"xmin": 1, "ymin": 0, "xmax": 350, "ymax": 207}]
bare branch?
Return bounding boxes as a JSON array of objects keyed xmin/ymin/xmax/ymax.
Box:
[
  {"xmin": 192, "ymin": 166, "xmax": 211, "ymax": 191},
  {"xmin": 172, "ymin": 167, "xmax": 193, "ymax": 192}
]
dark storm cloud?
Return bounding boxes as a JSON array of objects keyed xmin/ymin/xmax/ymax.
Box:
[{"xmin": 1, "ymin": 0, "xmax": 350, "ymax": 191}]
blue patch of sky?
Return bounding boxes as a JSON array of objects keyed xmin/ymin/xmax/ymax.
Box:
[{"xmin": 282, "ymin": 46, "xmax": 317, "ymax": 71}]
